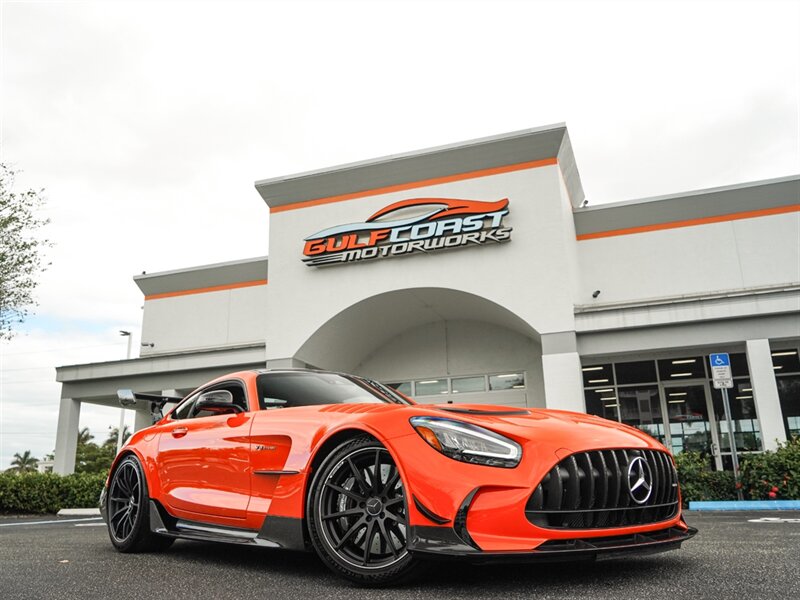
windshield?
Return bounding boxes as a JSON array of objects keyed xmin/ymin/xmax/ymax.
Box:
[{"xmin": 256, "ymin": 372, "xmax": 408, "ymax": 409}]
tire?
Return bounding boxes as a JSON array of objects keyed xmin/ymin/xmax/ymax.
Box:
[
  {"xmin": 106, "ymin": 455, "xmax": 174, "ymax": 553},
  {"xmin": 307, "ymin": 436, "xmax": 423, "ymax": 586}
]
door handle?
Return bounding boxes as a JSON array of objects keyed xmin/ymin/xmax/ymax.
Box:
[{"xmin": 171, "ymin": 427, "xmax": 188, "ymax": 438}]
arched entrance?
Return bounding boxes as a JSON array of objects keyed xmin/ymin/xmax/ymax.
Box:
[{"xmin": 294, "ymin": 288, "xmax": 545, "ymax": 408}]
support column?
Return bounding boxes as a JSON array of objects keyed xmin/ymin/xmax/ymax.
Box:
[
  {"xmin": 541, "ymin": 332, "xmax": 584, "ymax": 413},
  {"xmin": 133, "ymin": 409, "xmax": 153, "ymax": 432},
  {"xmin": 746, "ymin": 339, "xmax": 786, "ymax": 451},
  {"xmin": 53, "ymin": 397, "xmax": 81, "ymax": 475},
  {"xmin": 266, "ymin": 357, "xmax": 308, "ymax": 369}
]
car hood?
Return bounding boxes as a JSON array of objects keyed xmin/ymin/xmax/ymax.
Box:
[{"xmin": 411, "ymin": 403, "xmax": 666, "ymax": 453}]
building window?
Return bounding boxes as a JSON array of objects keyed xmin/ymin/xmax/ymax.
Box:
[
  {"xmin": 618, "ymin": 385, "xmax": 665, "ymax": 445},
  {"xmin": 488, "ymin": 373, "xmax": 525, "ymax": 391},
  {"xmin": 666, "ymin": 384, "xmax": 713, "ymax": 456},
  {"xmin": 657, "ymin": 357, "xmax": 706, "ymax": 381},
  {"xmin": 615, "ymin": 361, "xmax": 657, "ymax": 385},
  {"xmin": 415, "ymin": 378, "xmax": 448, "ymax": 396},
  {"xmin": 773, "ymin": 348, "xmax": 800, "ymax": 438},
  {"xmin": 386, "ymin": 382, "xmax": 413, "ymax": 396},
  {"xmin": 582, "ymin": 353, "xmax": 761, "ymax": 470},
  {"xmin": 710, "ymin": 380, "xmax": 762, "ymax": 452},
  {"xmin": 452, "ymin": 376, "xmax": 486, "ymax": 394},
  {"xmin": 581, "ymin": 364, "xmax": 614, "ymax": 387},
  {"xmin": 384, "ymin": 371, "xmax": 526, "ymax": 398},
  {"xmin": 771, "ymin": 348, "xmax": 800, "ymax": 373},
  {"xmin": 584, "ymin": 388, "xmax": 619, "ymax": 421},
  {"xmin": 729, "ymin": 353, "xmax": 751, "ymax": 378},
  {"xmin": 777, "ymin": 376, "xmax": 800, "ymax": 438}
]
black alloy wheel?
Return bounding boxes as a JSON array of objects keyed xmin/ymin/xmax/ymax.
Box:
[
  {"xmin": 308, "ymin": 437, "xmax": 423, "ymax": 585},
  {"xmin": 108, "ymin": 459, "xmax": 142, "ymax": 543},
  {"xmin": 106, "ymin": 455, "xmax": 173, "ymax": 553}
]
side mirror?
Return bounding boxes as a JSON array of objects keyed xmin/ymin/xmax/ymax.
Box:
[
  {"xmin": 117, "ymin": 389, "xmax": 137, "ymax": 407},
  {"xmin": 194, "ymin": 390, "xmax": 243, "ymax": 415}
]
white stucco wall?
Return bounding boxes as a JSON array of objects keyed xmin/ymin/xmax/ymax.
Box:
[
  {"xmin": 266, "ymin": 164, "xmax": 579, "ymax": 361},
  {"xmin": 140, "ymin": 284, "xmax": 269, "ymax": 355},
  {"xmin": 352, "ymin": 319, "xmax": 545, "ymax": 408},
  {"xmin": 576, "ymin": 212, "xmax": 800, "ymax": 305}
]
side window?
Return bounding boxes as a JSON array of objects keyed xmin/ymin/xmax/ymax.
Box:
[
  {"xmin": 170, "ymin": 381, "xmax": 249, "ymax": 419},
  {"xmin": 213, "ymin": 382, "xmax": 249, "ymax": 413},
  {"xmin": 171, "ymin": 395, "xmax": 197, "ymax": 420},
  {"xmin": 256, "ymin": 373, "xmax": 302, "ymax": 409}
]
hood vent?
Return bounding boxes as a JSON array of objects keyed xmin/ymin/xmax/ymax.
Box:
[{"xmin": 435, "ymin": 407, "xmax": 530, "ymax": 416}]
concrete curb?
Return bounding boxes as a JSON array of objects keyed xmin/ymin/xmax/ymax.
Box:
[
  {"xmin": 56, "ymin": 508, "xmax": 101, "ymax": 517},
  {"xmin": 689, "ymin": 500, "xmax": 800, "ymax": 511}
]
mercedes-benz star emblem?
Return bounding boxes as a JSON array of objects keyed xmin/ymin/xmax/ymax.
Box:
[
  {"xmin": 366, "ymin": 498, "xmax": 383, "ymax": 516},
  {"xmin": 627, "ymin": 456, "xmax": 653, "ymax": 504}
]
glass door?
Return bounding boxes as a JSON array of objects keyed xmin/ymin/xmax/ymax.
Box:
[{"xmin": 662, "ymin": 381, "xmax": 722, "ymax": 470}]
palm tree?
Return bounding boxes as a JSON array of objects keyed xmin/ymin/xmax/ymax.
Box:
[
  {"xmin": 104, "ymin": 425, "xmax": 131, "ymax": 448},
  {"xmin": 77, "ymin": 427, "xmax": 93, "ymax": 446},
  {"xmin": 9, "ymin": 450, "xmax": 39, "ymax": 473}
]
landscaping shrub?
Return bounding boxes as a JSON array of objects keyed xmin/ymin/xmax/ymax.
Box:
[
  {"xmin": 0, "ymin": 472, "xmax": 105, "ymax": 514},
  {"xmin": 674, "ymin": 437, "xmax": 800, "ymax": 505},
  {"xmin": 673, "ymin": 451, "xmax": 736, "ymax": 505},
  {"xmin": 59, "ymin": 472, "xmax": 107, "ymax": 509},
  {"xmin": 740, "ymin": 436, "xmax": 800, "ymax": 500}
]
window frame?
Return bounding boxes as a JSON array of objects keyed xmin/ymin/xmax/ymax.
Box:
[{"xmin": 169, "ymin": 378, "xmax": 250, "ymax": 420}]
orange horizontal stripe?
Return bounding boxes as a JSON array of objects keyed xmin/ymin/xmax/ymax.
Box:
[
  {"xmin": 576, "ymin": 204, "xmax": 800, "ymax": 241},
  {"xmin": 270, "ymin": 157, "xmax": 558, "ymax": 213},
  {"xmin": 145, "ymin": 279, "xmax": 268, "ymax": 300}
]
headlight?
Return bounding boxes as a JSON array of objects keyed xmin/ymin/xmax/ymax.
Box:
[{"xmin": 409, "ymin": 416, "xmax": 522, "ymax": 468}]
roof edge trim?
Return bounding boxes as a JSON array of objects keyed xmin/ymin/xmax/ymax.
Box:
[{"xmin": 255, "ymin": 123, "xmax": 567, "ymax": 189}]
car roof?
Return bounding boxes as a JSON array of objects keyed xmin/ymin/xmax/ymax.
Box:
[{"xmin": 251, "ymin": 368, "xmax": 357, "ymax": 377}]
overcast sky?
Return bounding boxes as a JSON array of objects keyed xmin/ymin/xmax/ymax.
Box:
[{"xmin": 0, "ymin": 0, "xmax": 798, "ymax": 468}]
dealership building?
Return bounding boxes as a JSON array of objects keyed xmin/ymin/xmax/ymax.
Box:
[{"xmin": 54, "ymin": 124, "xmax": 800, "ymax": 474}]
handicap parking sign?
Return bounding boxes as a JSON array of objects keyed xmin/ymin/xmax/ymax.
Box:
[
  {"xmin": 710, "ymin": 353, "xmax": 730, "ymax": 367},
  {"xmin": 709, "ymin": 353, "xmax": 733, "ymax": 388}
]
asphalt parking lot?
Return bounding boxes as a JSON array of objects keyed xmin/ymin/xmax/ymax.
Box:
[{"xmin": 1, "ymin": 511, "xmax": 798, "ymax": 600}]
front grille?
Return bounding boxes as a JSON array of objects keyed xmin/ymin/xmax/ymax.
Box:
[{"xmin": 526, "ymin": 449, "xmax": 679, "ymax": 529}]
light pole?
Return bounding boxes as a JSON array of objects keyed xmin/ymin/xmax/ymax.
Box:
[{"xmin": 117, "ymin": 331, "xmax": 133, "ymax": 453}]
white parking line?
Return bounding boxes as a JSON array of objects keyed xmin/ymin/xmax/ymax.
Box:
[
  {"xmin": 0, "ymin": 517, "xmax": 103, "ymax": 528},
  {"xmin": 75, "ymin": 523, "xmax": 106, "ymax": 527},
  {"xmin": 748, "ymin": 517, "xmax": 800, "ymax": 524}
]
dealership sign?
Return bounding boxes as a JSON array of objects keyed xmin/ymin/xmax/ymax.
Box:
[{"xmin": 302, "ymin": 198, "xmax": 512, "ymax": 267}]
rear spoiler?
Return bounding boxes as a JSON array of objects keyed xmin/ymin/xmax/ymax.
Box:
[{"xmin": 117, "ymin": 389, "xmax": 184, "ymax": 422}]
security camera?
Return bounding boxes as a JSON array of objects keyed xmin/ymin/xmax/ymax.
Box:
[{"xmin": 592, "ymin": 290, "xmax": 601, "ymax": 298}]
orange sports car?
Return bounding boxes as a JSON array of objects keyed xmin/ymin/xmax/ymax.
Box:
[{"xmin": 101, "ymin": 369, "xmax": 696, "ymax": 585}]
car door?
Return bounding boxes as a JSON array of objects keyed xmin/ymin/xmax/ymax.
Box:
[
  {"xmin": 245, "ymin": 373, "xmax": 304, "ymax": 518},
  {"xmin": 156, "ymin": 379, "xmax": 254, "ymax": 521},
  {"xmin": 246, "ymin": 371, "xmax": 389, "ymax": 520}
]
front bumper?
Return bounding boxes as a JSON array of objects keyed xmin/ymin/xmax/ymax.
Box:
[
  {"xmin": 408, "ymin": 524, "xmax": 698, "ymax": 563},
  {"xmin": 392, "ymin": 430, "xmax": 690, "ymax": 553}
]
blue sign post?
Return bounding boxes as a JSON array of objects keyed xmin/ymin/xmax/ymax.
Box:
[{"xmin": 709, "ymin": 353, "xmax": 742, "ymax": 500}]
